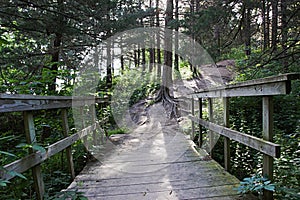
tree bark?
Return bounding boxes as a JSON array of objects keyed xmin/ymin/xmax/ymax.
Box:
[
  {"xmin": 163, "ymin": 0, "xmax": 173, "ymax": 88},
  {"xmin": 244, "ymin": 1, "xmax": 251, "ymax": 56},
  {"xmin": 149, "ymin": 0, "xmax": 155, "ymax": 72},
  {"xmin": 156, "ymin": 0, "xmax": 161, "ymax": 78},
  {"xmin": 271, "ymin": 0, "xmax": 278, "ymax": 50},
  {"xmin": 262, "ymin": 0, "xmax": 269, "ymax": 50},
  {"xmin": 174, "ymin": 0, "xmax": 179, "ymax": 72},
  {"xmin": 281, "ymin": 0, "xmax": 288, "ymax": 71},
  {"xmin": 49, "ymin": 32, "xmax": 62, "ymax": 93}
]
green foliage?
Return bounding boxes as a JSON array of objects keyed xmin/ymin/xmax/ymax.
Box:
[
  {"xmin": 129, "ymin": 80, "xmax": 160, "ymax": 106},
  {"xmin": 235, "ymin": 174, "xmax": 275, "ymax": 198},
  {"xmin": 107, "ymin": 128, "xmax": 127, "ymax": 136},
  {"xmin": 16, "ymin": 143, "xmax": 46, "ymax": 154},
  {"xmin": 44, "ymin": 190, "xmax": 87, "ymax": 200}
]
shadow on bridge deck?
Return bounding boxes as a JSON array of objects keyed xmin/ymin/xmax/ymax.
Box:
[{"xmin": 65, "ymin": 103, "xmax": 243, "ymax": 199}]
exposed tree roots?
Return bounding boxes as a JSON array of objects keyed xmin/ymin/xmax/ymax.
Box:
[{"xmin": 154, "ymin": 86, "xmax": 180, "ymax": 119}]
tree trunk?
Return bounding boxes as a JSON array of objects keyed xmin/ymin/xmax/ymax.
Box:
[
  {"xmin": 174, "ymin": 0, "xmax": 179, "ymax": 72},
  {"xmin": 156, "ymin": 0, "xmax": 161, "ymax": 78},
  {"xmin": 49, "ymin": 32, "xmax": 62, "ymax": 93},
  {"xmin": 49, "ymin": 0, "xmax": 64, "ymax": 93},
  {"xmin": 163, "ymin": 0, "xmax": 173, "ymax": 88},
  {"xmin": 155, "ymin": 0, "xmax": 178, "ymax": 119},
  {"xmin": 149, "ymin": 0, "xmax": 155, "ymax": 72},
  {"xmin": 266, "ymin": 1, "xmax": 270, "ymax": 48},
  {"xmin": 244, "ymin": 1, "xmax": 251, "ymax": 56},
  {"xmin": 281, "ymin": 0, "xmax": 288, "ymax": 72},
  {"xmin": 262, "ymin": 0, "xmax": 269, "ymax": 50},
  {"xmin": 106, "ymin": 39, "xmax": 112, "ymax": 89},
  {"xmin": 271, "ymin": 0, "xmax": 278, "ymax": 50}
]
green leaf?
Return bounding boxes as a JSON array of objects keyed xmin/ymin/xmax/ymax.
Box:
[
  {"xmin": 0, "ymin": 150, "xmax": 17, "ymax": 157},
  {"xmin": 16, "ymin": 143, "xmax": 31, "ymax": 149},
  {"xmin": 264, "ymin": 180, "xmax": 271, "ymax": 185},
  {"xmin": 7, "ymin": 171, "xmax": 27, "ymax": 180},
  {"xmin": 0, "ymin": 180, "xmax": 10, "ymax": 187},
  {"xmin": 32, "ymin": 144, "xmax": 46, "ymax": 153},
  {"xmin": 264, "ymin": 185, "xmax": 275, "ymax": 192}
]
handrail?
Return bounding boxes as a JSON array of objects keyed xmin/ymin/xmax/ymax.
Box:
[
  {"xmin": 190, "ymin": 73, "xmax": 300, "ymax": 98},
  {"xmin": 0, "ymin": 94, "xmax": 108, "ymax": 112},
  {"xmin": 0, "ymin": 94, "xmax": 108, "ymax": 200},
  {"xmin": 187, "ymin": 73, "xmax": 299, "ymax": 200}
]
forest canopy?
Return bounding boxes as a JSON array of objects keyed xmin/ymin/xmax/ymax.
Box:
[{"xmin": 0, "ymin": 0, "xmax": 299, "ymax": 199}]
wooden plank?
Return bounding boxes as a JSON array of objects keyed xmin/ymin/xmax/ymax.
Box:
[
  {"xmin": 223, "ymin": 97, "xmax": 230, "ymax": 171},
  {"xmin": 0, "ymin": 96, "xmax": 108, "ymax": 113},
  {"xmin": 0, "ymin": 124, "xmax": 97, "ymax": 180},
  {"xmin": 61, "ymin": 109, "xmax": 75, "ymax": 180},
  {"xmin": 193, "ymin": 73, "xmax": 299, "ymax": 95},
  {"xmin": 198, "ymin": 98, "xmax": 203, "ymax": 146},
  {"xmin": 189, "ymin": 115, "xmax": 280, "ymax": 158},
  {"xmin": 63, "ymin": 105, "xmax": 241, "ymax": 199},
  {"xmin": 192, "ymin": 81, "xmax": 289, "ymax": 98},
  {"xmin": 208, "ymin": 98, "xmax": 214, "ymax": 156},
  {"xmin": 0, "ymin": 93, "xmax": 109, "ymax": 101},
  {"xmin": 191, "ymin": 98, "xmax": 195, "ymax": 139},
  {"xmin": 23, "ymin": 111, "xmax": 44, "ymax": 200},
  {"xmin": 189, "ymin": 73, "xmax": 300, "ymax": 99},
  {"xmin": 262, "ymin": 96, "xmax": 274, "ymax": 200}
]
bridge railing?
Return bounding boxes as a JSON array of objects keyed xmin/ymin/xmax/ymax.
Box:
[
  {"xmin": 188, "ymin": 73, "xmax": 300, "ymax": 200},
  {"xmin": 0, "ymin": 94, "xmax": 108, "ymax": 200}
]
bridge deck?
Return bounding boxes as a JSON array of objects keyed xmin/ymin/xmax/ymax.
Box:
[{"xmin": 66, "ymin": 104, "xmax": 241, "ymax": 199}]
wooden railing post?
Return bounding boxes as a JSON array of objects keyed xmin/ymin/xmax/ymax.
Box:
[
  {"xmin": 223, "ymin": 97, "xmax": 230, "ymax": 171},
  {"xmin": 191, "ymin": 98, "xmax": 195, "ymax": 140},
  {"xmin": 23, "ymin": 111, "xmax": 44, "ymax": 200},
  {"xmin": 262, "ymin": 96, "xmax": 274, "ymax": 200},
  {"xmin": 90, "ymin": 105, "xmax": 97, "ymax": 145},
  {"xmin": 208, "ymin": 98, "xmax": 214, "ymax": 156},
  {"xmin": 198, "ymin": 98, "xmax": 203, "ymax": 147},
  {"xmin": 80, "ymin": 106, "xmax": 88, "ymax": 149},
  {"xmin": 61, "ymin": 109, "xmax": 75, "ymax": 180}
]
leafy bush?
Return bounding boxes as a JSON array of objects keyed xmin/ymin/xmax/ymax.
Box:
[{"xmin": 235, "ymin": 174, "xmax": 275, "ymax": 199}]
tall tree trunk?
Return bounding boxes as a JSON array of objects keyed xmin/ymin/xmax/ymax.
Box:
[
  {"xmin": 163, "ymin": 0, "xmax": 173, "ymax": 88},
  {"xmin": 281, "ymin": 0, "xmax": 288, "ymax": 72},
  {"xmin": 271, "ymin": 0, "xmax": 278, "ymax": 50},
  {"xmin": 262, "ymin": 0, "xmax": 269, "ymax": 50},
  {"xmin": 49, "ymin": 0, "xmax": 63, "ymax": 93},
  {"xmin": 174, "ymin": 0, "xmax": 179, "ymax": 72},
  {"xmin": 149, "ymin": 0, "xmax": 155, "ymax": 72},
  {"xmin": 49, "ymin": 32, "xmax": 62, "ymax": 93},
  {"xmin": 266, "ymin": 1, "xmax": 270, "ymax": 48},
  {"xmin": 106, "ymin": 12, "xmax": 112, "ymax": 89},
  {"xmin": 134, "ymin": 50, "xmax": 138, "ymax": 68},
  {"xmin": 156, "ymin": 0, "xmax": 178, "ymax": 119},
  {"xmin": 244, "ymin": 1, "xmax": 251, "ymax": 56},
  {"xmin": 106, "ymin": 39, "xmax": 112, "ymax": 89},
  {"xmin": 156, "ymin": 0, "xmax": 161, "ymax": 78}
]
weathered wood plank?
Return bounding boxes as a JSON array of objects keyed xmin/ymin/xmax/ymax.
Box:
[
  {"xmin": 208, "ymin": 98, "xmax": 214, "ymax": 156},
  {"xmin": 223, "ymin": 97, "xmax": 230, "ymax": 171},
  {"xmin": 198, "ymin": 98, "xmax": 203, "ymax": 146},
  {"xmin": 61, "ymin": 109, "xmax": 75, "ymax": 180},
  {"xmin": 0, "ymin": 124, "xmax": 97, "ymax": 180},
  {"xmin": 189, "ymin": 115, "xmax": 280, "ymax": 158},
  {"xmin": 191, "ymin": 98, "xmax": 195, "ymax": 139},
  {"xmin": 190, "ymin": 73, "xmax": 300, "ymax": 98},
  {"xmin": 192, "ymin": 81, "xmax": 289, "ymax": 98},
  {"xmin": 65, "ymin": 112, "xmax": 240, "ymax": 199},
  {"xmin": 262, "ymin": 96, "xmax": 274, "ymax": 200},
  {"xmin": 23, "ymin": 111, "xmax": 44, "ymax": 200},
  {"xmin": 0, "ymin": 95, "xmax": 108, "ymax": 112}
]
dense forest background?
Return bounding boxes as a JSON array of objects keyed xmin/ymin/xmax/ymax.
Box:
[{"xmin": 0, "ymin": 0, "xmax": 299, "ymax": 199}]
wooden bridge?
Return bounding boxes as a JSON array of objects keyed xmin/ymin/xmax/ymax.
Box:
[{"xmin": 0, "ymin": 73, "xmax": 299, "ymax": 199}]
